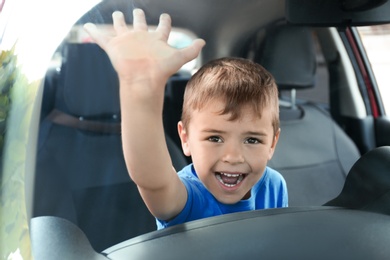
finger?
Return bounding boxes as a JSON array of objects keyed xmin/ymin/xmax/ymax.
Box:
[
  {"xmin": 112, "ymin": 11, "xmax": 128, "ymax": 34},
  {"xmin": 177, "ymin": 39, "xmax": 206, "ymax": 64},
  {"xmin": 83, "ymin": 23, "xmax": 110, "ymax": 49},
  {"xmin": 156, "ymin": 13, "xmax": 171, "ymax": 42},
  {"xmin": 133, "ymin": 8, "xmax": 148, "ymax": 31}
]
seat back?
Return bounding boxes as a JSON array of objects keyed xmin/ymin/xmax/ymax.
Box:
[
  {"xmin": 325, "ymin": 146, "xmax": 390, "ymax": 215},
  {"xmin": 163, "ymin": 72, "xmax": 192, "ymax": 163},
  {"xmin": 34, "ymin": 43, "xmax": 187, "ymax": 251},
  {"xmin": 257, "ymin": 24, "xmax": 361, "ymax": 206}
]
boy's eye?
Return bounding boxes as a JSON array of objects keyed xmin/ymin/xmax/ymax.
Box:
[
  {"xmin": 245, "ymin": 137, "xmax": 261, "ymax": 144},
  {"xmin": 208, "ymin": 136, "xmax": 223, "ymax": 143}
]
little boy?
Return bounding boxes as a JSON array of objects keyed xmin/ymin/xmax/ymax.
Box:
[{"xmin": 84, "ymin": 9, "xmax": 287, "ymax": 229}]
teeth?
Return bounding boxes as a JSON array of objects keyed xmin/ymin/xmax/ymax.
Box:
[
  {"xmin": 221, "ymin": 172, "xmax": 240, "ymax": 177},
  {"xmin": 216, "ymin": 172, "xmax": 245, "ymax": 187}
]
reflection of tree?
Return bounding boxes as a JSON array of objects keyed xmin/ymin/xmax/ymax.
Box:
[
  {"xmin": 0, "ymin": 46, "xmax": 16, "ymax": 159},
  {"xmin": 0, "ymin": 46, "xmax": 35, "ymax": 260}
]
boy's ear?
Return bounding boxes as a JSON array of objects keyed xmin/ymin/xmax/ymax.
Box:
[
  {"xmin": 268, "ymin": 128, "xmax": 280, "ymax": 160},
  {"xmin": 178, "ymin": 121, "xmax": 191, "ymax": 156}
]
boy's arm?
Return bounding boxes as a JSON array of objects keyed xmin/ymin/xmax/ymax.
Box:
[{"xmin": 84, "ymin": 9, "xmax": 205, "ymax": 220}]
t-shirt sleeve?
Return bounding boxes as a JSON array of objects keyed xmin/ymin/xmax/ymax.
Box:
[
  {"xmin": 156, "ymin": 176, "xmax": 195, "ymax": 229},
  {"xmin": 278, "ymin": 175, "xmax": 288, "ymax": 207},
  {"xmin": 156, "ymin": 172, "xmax": 220, "ymax": 229},
  {"xmin": 255, "ymin": 167, "xmax": 288, "ymax": 209},
  {"xmin": 272, "ymin": 168, "xmax": 288, "ymax": 207}
]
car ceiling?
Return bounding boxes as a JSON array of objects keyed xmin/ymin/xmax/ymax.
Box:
[{"xmin": 77, "ymin": 0, "xmax": 286, "ymax": 62}]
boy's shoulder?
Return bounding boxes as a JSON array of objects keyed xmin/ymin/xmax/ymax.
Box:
[
  {"xmin": 254, "ymin": 167, "xmax": 288, "ymax": 208},
  {"xmin": 253, "ymin": 166, "xmax": 287, "ymax": 192},
  {"xmin": 177, "ymin": 164, "xmax": 197, "ymax": 180},
  {"xmin": 176, "ymin": 164, "xmax": 221, "ymax": 204},
  {"xmin": 265, "ymin": 166, "xmax": 287, "ymax": 186},
  {"xmin": 264, "ymin": 166, "xmax": 285, "ymax": 182},
  {"xmin": 177, "ymin": 164, "xmax": 207, "ymax": 191}
]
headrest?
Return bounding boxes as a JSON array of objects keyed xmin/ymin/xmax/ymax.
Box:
[
  {"xmin": 58, "ymin": 43, "xmax": 120, "ymax": 117},
  {"xmin": 325, "ymin": 146, "xmax": 390, "ymax": 215},
  {"xmin": 256, "ymin": 24, "xmax": 317, "ymax": 90}
]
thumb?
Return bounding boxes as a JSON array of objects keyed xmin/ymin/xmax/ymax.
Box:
[{"xmin": 177, "ymin": 39, "xmax": 206, "ymax": 64}]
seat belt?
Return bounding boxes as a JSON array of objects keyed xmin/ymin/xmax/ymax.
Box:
[{"xmin": 47, "ymin": 109, "xmax": 121, "ymax": 134}]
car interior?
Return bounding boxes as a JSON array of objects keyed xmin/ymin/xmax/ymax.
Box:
[
  {"xmin": 257, "ymin": 22, "xmax": 362, "ymax": 206},
  {"xmin": 2, "ymin": 0, "xmax": 390, "ymax": 259}
]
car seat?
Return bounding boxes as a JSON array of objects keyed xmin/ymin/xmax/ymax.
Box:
[
  {"xmin": 33, "ymin": 43, "xmax": 187, "ymax": 251},
  {"xmin": 163, "ymin": 71, "xmax": 193, "ymax": 164},
  {"xmin": 325, "ymin": 146, "xmax": 390, "ymax": 215},
  {"xmin": 256, "ymin": 24, "xmax": 361, "ymax": 206}
]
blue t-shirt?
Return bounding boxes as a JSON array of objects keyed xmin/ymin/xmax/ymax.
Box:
[{"xmin": 157, "ymin": 164, "xmax": 288, "ymax": 229}]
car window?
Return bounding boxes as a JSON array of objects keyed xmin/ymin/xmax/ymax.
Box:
[
  {"xmin": 357, "ymin": 25, "xmax": 390, "ymax": 114},
  {"xmin": 2, "ymin": 0, "xmax": 203, "ymax": 254},
  {"xmin": 68, "ymin": 24, "xmax": 199, "ymax": 72},
  {"xmin": 2, "ymin": 0, "xmax": 390, "ymax": 259},
  {"xmin": 1, "ymin": 1, "xmax": 103, "ymax": 257}
]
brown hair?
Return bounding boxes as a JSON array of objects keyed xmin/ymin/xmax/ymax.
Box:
[{"xmin": 181, "ymin": 57, "xmax": 279, "ymax": 134}]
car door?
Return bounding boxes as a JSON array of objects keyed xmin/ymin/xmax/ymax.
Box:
[
  {"xmin": 357, "ymin": 25, "xmax": 390, "ymax": 147},
  {"xmin": 337, "ymin": 25, "xmax": 390, "ymax": 152}
]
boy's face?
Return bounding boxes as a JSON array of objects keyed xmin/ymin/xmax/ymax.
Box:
[{"xmin": 178, "ymin": 100, "xmax": 280, "ymax": 204}]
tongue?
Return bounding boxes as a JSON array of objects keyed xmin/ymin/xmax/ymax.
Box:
[{"xmin": 221, "ymin": 174, "xmax": 239, "ymax": 185}]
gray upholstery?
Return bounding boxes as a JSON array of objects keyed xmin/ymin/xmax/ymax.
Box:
[
  {"xmin": 34, "ymin": 43, "xmax": 187, "ymax": 251},
  {"xmin": 268, "ymin": 105, "xmax": 361, "ymax": 206},
  {"xmin": 163, "ymin": 73, "xmax": 192, "ymax": 163},
  {"xmin": 256, "ymin": 24, "xmax": 316, "ymax": 90},
  {"xmin": 259, "ymin": 24, "xmax": 361, "ymax": 206},
  {"xmin": 325, "ymin": 146, "xmax": 390, "ymax": 215}
]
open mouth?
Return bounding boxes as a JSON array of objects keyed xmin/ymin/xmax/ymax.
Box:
[{"xmin": 215, "ymin": 172, "xmax": 247, "ymax": 188}]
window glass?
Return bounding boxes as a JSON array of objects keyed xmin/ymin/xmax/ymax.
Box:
[
  {"xmin": 67, "ymin": 25, "xmax": 198, "ymax": 71},
  {"xmin": 358, "ymin": 25, "xmax": 390, "ymax": 114},
  {"xmin": 29, "ymin": 19, "xmax": 200, "ymax": 253}
]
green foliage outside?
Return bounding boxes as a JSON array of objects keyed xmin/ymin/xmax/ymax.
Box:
[
  {"xmin": 0, "ymin": 46, "xmax": 39, "ymax": 260},
  {"xmin": 0, "ymin": 47, "xmax": 16, "ymax": 155}
]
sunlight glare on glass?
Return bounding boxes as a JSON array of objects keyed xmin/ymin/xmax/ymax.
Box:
[
  {"xmin": 358, "ymin": 26, "xmax": 390, "ymax": 114},
  {"xmin": 0, "ymin": 0, "xmax": 101, "ymax": 81}
]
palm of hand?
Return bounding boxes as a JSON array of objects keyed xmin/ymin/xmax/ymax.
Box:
[
  {"xmin": 84, "ymin": 9, "xmax": 205, "ymax": 85},
  {"xmin": 105, "ymin": 29, "xmax": 180, "ymax": 83}
]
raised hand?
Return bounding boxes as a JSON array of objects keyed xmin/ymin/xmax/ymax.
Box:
[{"xmin": 84, "ymin": 9, "xmax": 205, "ymax": 86}]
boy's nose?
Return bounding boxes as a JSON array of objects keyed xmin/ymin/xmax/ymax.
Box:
[{"xmin": 221, "ymin": 143, "xmax": 245, "ymax": 164}]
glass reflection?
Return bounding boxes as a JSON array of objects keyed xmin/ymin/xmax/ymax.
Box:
[{"xmin": 0, "ymin": 0, "xmax": 100, "ymax": 258}]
